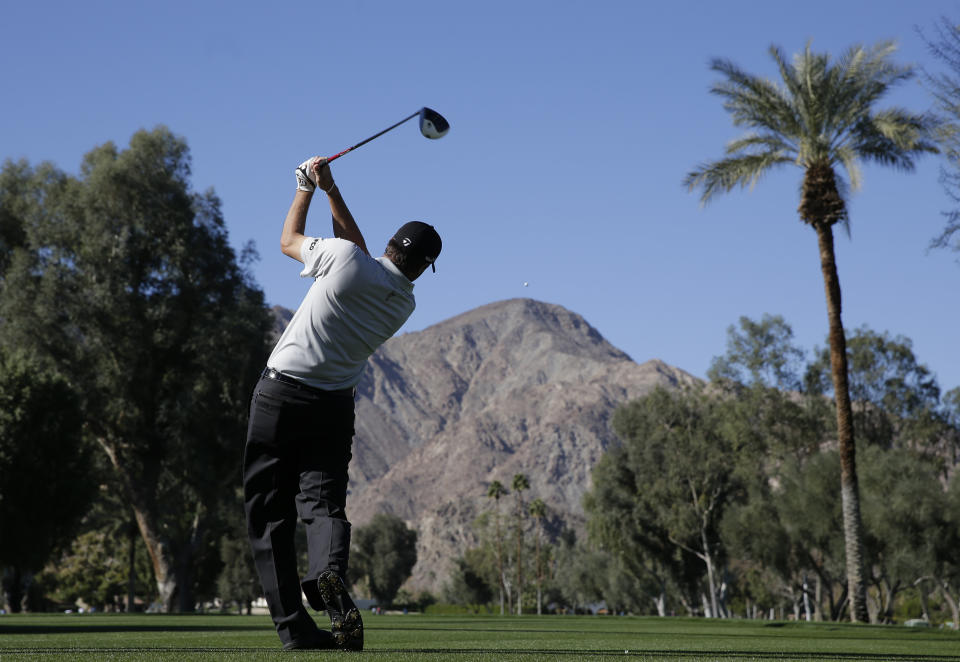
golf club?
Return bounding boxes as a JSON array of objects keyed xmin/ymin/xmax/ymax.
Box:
[{"xmin": 325, "ymin": 107, "xmax": 450, "ymax": 163}]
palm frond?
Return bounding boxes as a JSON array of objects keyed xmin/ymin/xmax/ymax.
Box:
[
  {"xmin": 710, "ymin": 58, "xmax": 801, "ymax": 138},
  {"xmin": 852, "ymin": 109, "xmax": 941, "ymax": 170},
  {"xmin": 829, "ymin": 43, "xmax": 914, "ymax": 133},
  {"xmin": 684, "ymin": 152, "xmax": 793, "ymax": 205},
  {"xmin": 873, "ymin": 109, "xmax": 942, "ymax": 147},
  {"xmin": 792, "ymin": 42, "xmax": 833, "ymax": 138},
  {"xmin": 770, "ymin": 44, "xmax": 801, "ymax": 99},
  {"xmin": 832, "ymin": 145, "xmax": 862, "ymax": 192},
  {"xmin": 725, "ymin": 132, "xmax": 797, "ymax": 157}
]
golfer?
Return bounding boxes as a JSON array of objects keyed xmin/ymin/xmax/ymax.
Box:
[{"xmin": 243, "ymin": 156, "xmax": 441, "ymax": 651}]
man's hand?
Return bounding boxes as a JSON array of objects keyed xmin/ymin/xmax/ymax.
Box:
[
  {"xmin": 282, "ymin": 154, "xmax": 367, "ymax": 260},
  {"xmin": 295, "ymin": 157, "xmax": 320, "ymax": 192},
  {"xmin": 312, "ymin": 158, "xmax": 336, "ymax": 194}
]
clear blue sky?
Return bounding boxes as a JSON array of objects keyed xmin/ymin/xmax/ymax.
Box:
[{"xmin": 3, "ymin": 1, "xmax": 958, "ymax": 394}]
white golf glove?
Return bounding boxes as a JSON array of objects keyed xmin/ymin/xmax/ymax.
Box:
[{"xmin": 295, "ymin": 157, "xmax": 319, "ymax": 192}]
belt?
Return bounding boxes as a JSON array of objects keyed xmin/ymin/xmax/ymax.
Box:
[{"xmin": 261, "ymin": 368, "xmax": 355, "ymax": 397}]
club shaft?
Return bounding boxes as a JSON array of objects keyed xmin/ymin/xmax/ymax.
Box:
[{"xmin": 326, "ymin": 110, "xmax": 420, "ymax": 163}]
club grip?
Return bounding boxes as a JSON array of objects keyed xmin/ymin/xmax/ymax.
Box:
[{"xmin": 326, "ymin": 149, "xmax": 351, "ymax": 163}]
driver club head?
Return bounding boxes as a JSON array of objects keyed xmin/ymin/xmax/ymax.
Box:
[{"xmin": 419, "ymin": 107, "xmax": 450, "ymax": 139}]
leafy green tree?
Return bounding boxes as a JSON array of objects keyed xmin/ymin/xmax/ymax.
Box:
[
  {"xmin": 685, "ymin": 41, "xmax": 940, "ymax": 622},
  {"xmin": 598, "ymin": 554, "xmax": 655, "ymax": 615},
  {"xmin": 0, "ymin": 350, "xmax": 94, "ymax": 612},
  {"xmin": 218, "ymin": 537, "xmax": 259, "ymax": 614},
  {"xmin": 350, "ymin": 513, "xmax": 418, "ymax": 607},
  {"xmin": 728, "ymin": 444, "xmax": 954, "ymax": 624},
  {"xmin": 485, "ymin": 480, "xmax": 508, "ymax": 614},
  {"xmin": 40, "ymin": 527, "xmax": 155, "ymax": 611},
  {"xmin": 859, "ymin": 446, "xmax": 950, "ymax": 623},
  {"xmin": 76, "ymin": 472, "xmax": 160, "ymax": 612},
  {"xmin": 511, "ymin": 473, "xmax": 529, "ymax": 615},
  {"xmin": 727, "ymin": 449, "xmax": 848, "ymax": 621},
  {"xmin": 937, "ymin": 472, "xmax": 960, "ymax": 628},
  {"xmin": 713, "ymin": 315, "xmax": 827, "ymax": 619},
  {"xmin": 725, "ymin": 557, "xmax": 797, "ymax": 620},
  {"xmin": 586, "ymin": 447, "xmax": 689, "ymax": 616},
  {"xmin": 709, "ymin": 315, "xmax": 838, "ymax": 621},
  {"xmin": 944, "ymin": 387, "xmax": 960, "ymax": 468},
  {"xmin": 709, "ymin": 315, "xmax": 831, "ymax": 464},
  {"xmin": 468, "ymin": 503, "xmax": 557, "ymax": 615},
  {"xmin": 590, "ymin": 387, "xmax": 753, "ymax": 617},
  {"xmin": 0, "ymin": 159, "xmax": 36, "ymax": 278},
  {"xmin": 442, "ymin": 550, "xmax": 495, "ymax": 607},
  {"xmin": 722, "ymin": 487, "xmax": 797, "ymax": 617},
  {"xmin": 709, "ymin": 314, "xmax": 806, "ymax": 392},
  {"xmin": 216, "ymin": 495, "xmax": 260, "ymax": 614},
  {"xmin": 709, "ymin": 317, "xmax": 958, "ymax": 623},
  {"xmin": 552, "ymin": 528, "xmax": 654, "ymax": 615},
  {"xmin": 552, "ymin": 530, "xmax": 611, "ymax": 614},
  {"xmin": 807, "ymin": 328, "xmax": 945, "ymax": 454},
  {"xmin": 0, "ymin": 128, "xmax": 272, "ymax": 611}
]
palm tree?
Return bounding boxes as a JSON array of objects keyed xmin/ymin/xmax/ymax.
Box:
[
  {"xmin": 528, "ymin": 498, "xmax": 548, "ymax": 615},
  {"xmin": 486, "ymin": 480, "xmax": 508, "ymax": 615},
  {"xmin": 511, "ymin": 473, "xmax": 530, "ymax": 615},
  {"xmin": 684, "ymin": 41, "xmax": 939, "ymax": 623}
]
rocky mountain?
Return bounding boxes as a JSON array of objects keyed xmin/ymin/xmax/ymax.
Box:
[{"xmin": 269, "ymin": 298, "xmax": 697, "ymax": 594}]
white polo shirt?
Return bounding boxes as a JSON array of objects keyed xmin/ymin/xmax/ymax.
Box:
[{"xmin": 267, "ymin": 236, "xmax": 416, "ymax": 390}]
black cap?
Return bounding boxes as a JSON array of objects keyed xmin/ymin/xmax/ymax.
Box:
[{"xmin": 392, "ymin": 221, "xmax": 442, "ymax": 272}]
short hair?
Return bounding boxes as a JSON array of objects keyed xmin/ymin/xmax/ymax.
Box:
[{"xmin": 384, "ymin": 238, "xmax": 424, "ymax": 280}]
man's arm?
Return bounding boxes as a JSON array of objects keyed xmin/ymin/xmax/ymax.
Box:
[
  {"xmin": 313, "ymin": 159, "xmax": 370, "ymax": 256},
  {"xmin": 280, "ymin": 190, "xmax": 312, "ymax": 262},
  {"xmin": 279, "ymin": 157, "xmax": 369, "ymax": 263}
]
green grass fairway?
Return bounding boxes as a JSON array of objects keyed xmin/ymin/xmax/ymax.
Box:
[{"xmin": 0, "ymin": 613, "xmax": 958, "ymax": 661}]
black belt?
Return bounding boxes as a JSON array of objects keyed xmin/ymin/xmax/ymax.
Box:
[{"xmin": 261, "ymin": 368, "xmax": 355, "ymax": 397}]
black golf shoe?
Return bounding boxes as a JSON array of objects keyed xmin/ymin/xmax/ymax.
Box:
[
  {"xmin": 317, "ymin": 570, "xmax": 364, "ymax": 651},
  {"xmin": 282, "ymin": 629, "xmax": 335, "ymax": 650}
]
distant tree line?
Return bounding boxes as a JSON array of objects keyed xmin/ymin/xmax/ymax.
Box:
[
  {"xmin": 596, "ymin": 316, "xmax": 959, "ymax": 625},
  {"xmin": 445, "ymin": 316, "xmax": 959, "ymax": 625}
]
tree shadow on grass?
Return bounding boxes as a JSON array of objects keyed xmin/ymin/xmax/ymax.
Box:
[
  {"xmin": 376, "ymin": 650, "xmax": 960, "ymax": 660},
  {"xmin": 0, "ymin": 622, "xmax": 267, "ymax": 635},
  {"xmin": 376, "ymin": 623, "xmax": 959, "ymax": 644}
]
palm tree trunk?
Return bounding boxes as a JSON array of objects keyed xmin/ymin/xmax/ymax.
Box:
[
  {"xmin": 535, "ymin": 525, "xmax": 542, "ymax": 615},
  {"xmin": 815, "ymin": 222, "xmax": 869, "ymax": 623},
  {"xmin": 495, "ymin": 512, "xmax": 505, "ymax": 615},
  {"xmin": 515, "ymin": 505, "xmax": 523, "ymax": 616}
]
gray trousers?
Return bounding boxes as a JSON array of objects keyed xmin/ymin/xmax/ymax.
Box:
[{"xmin": 242, "ymin": 374, "xmax": 355, "ymax": 645}]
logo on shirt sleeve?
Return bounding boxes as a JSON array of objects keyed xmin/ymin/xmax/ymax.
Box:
[{"xmin": 308, "ymin": 239, "xmax": 318, "ymax": 251}]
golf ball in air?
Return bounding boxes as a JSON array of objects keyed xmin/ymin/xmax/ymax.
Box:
[{"xmin": 523, "ymin": 282, "xmax": 528, "ymax": 287}]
